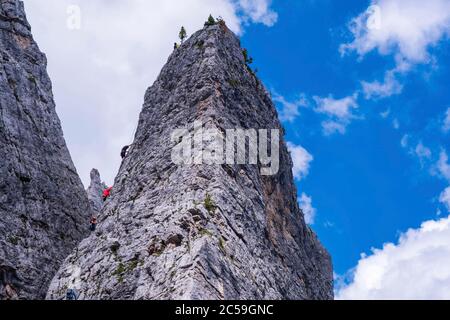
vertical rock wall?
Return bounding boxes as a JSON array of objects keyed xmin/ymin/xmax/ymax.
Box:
[{"xmin": 0, "ymin": 0, "xmax": 91, "ymax": 299}]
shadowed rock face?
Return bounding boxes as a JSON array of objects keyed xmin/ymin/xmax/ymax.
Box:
[
  {"xmin": 0, "ymin": 0, "xmax": 91, "ymax": 299},
  {"xmin": 47, "ymin": 22, "xmax": 333, "ymax": 300}
]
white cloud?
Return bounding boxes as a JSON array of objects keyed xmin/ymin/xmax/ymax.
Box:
[
  {"xmin": 298, "ymin": 193, "xmax": 316, "ymax": 225},
  {"xmin": 440, "ymin": 187, "xmax": 450, "ymax": 212},
  {"xmin": 443, "ymin": 108, "xmax": 450, "ymax": 133},
  {"xmin": 415, "ymin": 142, "xmax": 432, "ymax": 162},
  {"xmin": 342, "ymin": 0, "xmax": 450, "ymax": 106},
  {"xmin": 314, "ymin": 95, "xmax": 359, "ymax": 135},
  {"xmin": 410, "ymin": 142, "xmax": 432, "ymax": 168},
  {"xmin": 287, "ymin": 142, "xmax": 313, "ymax": 181},
  {"xmin": 337, "ymin": 215, "xmax": 450, "ymax": 300},
  {"xmin": 23, "ymin": 0, "xmax": 277, "ymax": 186},
  {"xmin": 321, "ymin": 120, "xmax": 347, "ymax": 136},
  {"xmin": 273, "ymin": 93, "xmax": 308, "ymax": 123},
  {"xmin": 362, "ymin": 69, "xmax": 403, "ymax": 99},
  {"xmin": 314, "ymin": 95, "xmax": 358, "ymax": 119},
  {"xmin": 237, "ymin": 0, "xmax": 278, "ymax": 26},
  {"xmin": 323, "ymin": 220, "xmax": 335, "ymax": 229},
  {"xmin": 341, "ymin": 0, "xmax": 450, "ymax": 64},
  {"xmin": 436, "ymin": 151, "xmax": 450, "ymax": 182}
]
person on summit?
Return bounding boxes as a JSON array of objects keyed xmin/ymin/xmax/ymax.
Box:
[
  {"xmin": 102, "ymin": 187, "xmax": 112, "ymax": 202},
  {"xmin": 121, "ymin": 145, "xmax": 130, "ymax": 159}
]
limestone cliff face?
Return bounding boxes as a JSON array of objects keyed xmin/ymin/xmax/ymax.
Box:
[
  {"xmin": 47, "ymin": 23, "xmax": 333, "ymax": 300},
  {"xmin": 86, "ymin": 169, "xmax": 107, "ymax": 216},
  {"xmin": 0, "ymin": 0, "xmax": 91, "ymax": 299}
]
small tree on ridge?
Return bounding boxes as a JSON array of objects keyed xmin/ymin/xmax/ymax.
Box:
[{"xmin": 179, "ymin": 26, "xmax": 187, "ymax": 43}]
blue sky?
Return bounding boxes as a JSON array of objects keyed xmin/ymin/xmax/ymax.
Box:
[
  {"xmin": 239, "ymin": 0, "xmax": 450, "ymax": 295},
  {"xmin": 25, "ymin": 0, "xmax": 450, "ymax": 298}
]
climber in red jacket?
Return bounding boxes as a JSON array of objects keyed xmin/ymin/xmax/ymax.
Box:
[{"xmin": 102, "ymin": 187, "xmax": 112, "ymax": 202}]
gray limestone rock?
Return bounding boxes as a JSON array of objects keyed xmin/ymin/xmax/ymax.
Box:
[
  {"xmin": 0, "ymin": 0, "xmax": 91, "ymax": 299},
  {"xmin": 86, "ymin": 169, "xmax": 107, "ymax": 216},
  {"xmin": 47, "ymin": 22, "xmax": 333, "ymax": 300}
]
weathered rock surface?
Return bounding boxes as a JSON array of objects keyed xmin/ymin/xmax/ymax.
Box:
[
  {"xmin": 47, "ymin": 22, "xmax": 333, "ymax": 300},
  {"xmin": 86, "ymin": 169, "xmax": 107, "ymax": 216},
  {"xmin": 0, "ymin": 0, "xmax": 91, "ymax": 299}
]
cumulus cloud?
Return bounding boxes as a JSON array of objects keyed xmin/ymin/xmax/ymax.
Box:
[
  {"xmin": 337, "ymin": 215, "xmax": 450, "ymax": 300},
  {"xmin": 287, "ymin": 142, "xmax": 313, "ymax": 181},
  {"xmin": 237, "ymin": 0, "xmax": 278, "ymax": 26},
  {"xmin": 313, "ymin": 95, "xmax": 359, "ymax": 135},
  {"xmin": 342, "ymin": 0, "xmax": 450, "ymax": 104},
  {"xmin": 273, "ymin": 93, "xmax": 308, "ymax": 123},
  {"xmin": 340, "ymin": 0, "xmax": 450, "ymax": 64},
  {"xmin": 23, "ymin": 0, "xmax": 277, "ymax": 186},
  {"xmin": 298, "ymin": 193, "xmax": 316, "ymax": 225}
]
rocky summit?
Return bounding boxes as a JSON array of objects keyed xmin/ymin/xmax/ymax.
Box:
[
  {"xmin": 0, "ymin": 0, "xmax": 91, "ymax": 299},
  {"xmin": 87, "ymin": 169, "xmax": 107, "ymax": 216},
  {"xmin": 47, "ymin": 21, "xmax": 333, "ymax": 300}
]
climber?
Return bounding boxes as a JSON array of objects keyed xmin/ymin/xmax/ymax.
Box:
[
  {"xmin": 66, "ymin": 288, "xmax": 78, "ymax": 300},
  {"xmin": 174, "ymin": 42, "xmax": 179, "ymax": 50},
  {"xmin": 5, "ymin": 284, "xmax": 18, "ymax": 299},
  {"xmin": 102, "ymin": 187, "xmax": 112, "ymax": 202},
  {"xmin": 90, "ymin": 216, "xmax": 97, "ymax": 232},
  {"xmin": 121, "ymin": 145, "xmax": 130, "ymax": 159}
]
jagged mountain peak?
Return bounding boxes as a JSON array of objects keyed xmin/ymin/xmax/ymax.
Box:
[{"xmin": 47, "ymin": 21, "xmax": 333, "ymax": 300}]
